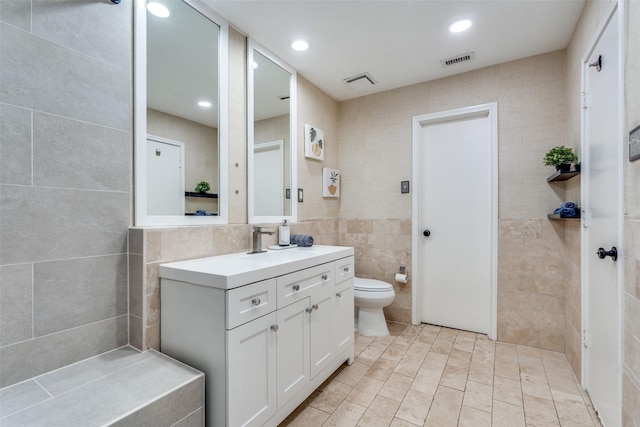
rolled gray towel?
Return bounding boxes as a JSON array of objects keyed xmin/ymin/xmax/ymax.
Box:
[{"xmin": 291, "ymin": 234, "xmax": 314, "ymax": 247}]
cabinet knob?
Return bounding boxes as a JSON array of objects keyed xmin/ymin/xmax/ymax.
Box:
[
  {"xmin": 270, "ymin": 324, "xmax": 279, "ymax": 332},
  {"xmin": 305, "ymin": 307, "xmax": 313, "ymax": 314},
  {"xmin": 336, "ymin": 292, "xmax": 342, "ymax": 298},
  {"xmin": 251, "ymin": 297, "xmax": 261, "ymax": 306},
  {"xmin": 343, "ymin": 267, "xmax": 350, "ymax": 273},
  {"xmin": 321, "ymin": 274, "xmax": 328, "ymax": 281},
  {"xmin": 312, "ymin": 304, "xmax": 319, "ymax": 311},
  {"xmin": 292, "ymin": 284, "xmax": 300, "ymax": 291}
]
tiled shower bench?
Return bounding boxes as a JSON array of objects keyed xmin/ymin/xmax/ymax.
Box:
[{"xmin": 0, "ymin": 347, "xmax": 204, "ymax": 427}]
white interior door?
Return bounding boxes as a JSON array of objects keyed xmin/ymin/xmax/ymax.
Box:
[
  {"xmin": 582, "ymin": 6, "xmax": 621, "ymax": 426},
  {"xmin": 254, "ymin": 140, "xmax": 284, "ymax": 216},
  {"xmin": 413, "ymin": 104, "xmax": 497, "ymax": 337},
  {"xmin": 146, "ymin": 136, "xmax": 184, "ymax": 215}
]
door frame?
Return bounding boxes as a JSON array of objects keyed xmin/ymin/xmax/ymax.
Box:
[
  {"xmin": 411, "ymin": 103, "xmax": 498, "ymax": 340},
  {"xmin": 580, "ymin": 0, "xmax": 625, "ymax": 405}
]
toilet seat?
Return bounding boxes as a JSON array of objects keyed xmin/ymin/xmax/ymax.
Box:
[{"xmin": 354, "ymin": 277, "xmax": 394, "ymax": 292}]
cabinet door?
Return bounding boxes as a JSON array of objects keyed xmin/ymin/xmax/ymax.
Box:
[
  {"xmin": 227, "ymin": 311, "xmax": 277, "ymax": 427},
  {"xmin": 310, "ymin": 291, "xmax": 333, "ymax": 379},
  {"xmin": 276, "ymin": 298, "xmax": 310, "ymax": 410},
  {"xmin": 332, "ymin": 279, "xmax": 354, "ymax": 355}
]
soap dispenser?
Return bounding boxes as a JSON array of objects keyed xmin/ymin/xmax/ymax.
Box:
[{"xmin": 279, "ymin": 220, "xmax": 290, "ymax": 246}]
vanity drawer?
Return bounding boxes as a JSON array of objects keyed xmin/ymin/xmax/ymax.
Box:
[
  {"xmin": 226, "ymin": 278, "xmax": 276, "ymax": 329},
  {"xmin": 277, "ymin": 262, "xmax": 335, "ymax": 308},
  {"xmin": 335, "ymin": 256, "xmax": 354, "ymax": 284}
]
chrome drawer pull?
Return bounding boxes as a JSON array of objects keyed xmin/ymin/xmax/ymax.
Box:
[
  {"xmin": 343, "ymin": 267, "xmax": 350, "ymax": 273},
  {"xmin": 305, "ymin": 307, "xmax": 313, "ymax": 314},
  {"xmin": 292, "ymin": 284, "xmax": 300, "ymax": 291},
  {"xmin": 321, "ymin": 274, "xmax": 328, "ymax": 281},
  {"xmin": 251, "ymin": 297, "xmax": 261, "ymax": 306},
  {"xmin": 271, "ymin": 324, "xmax": 279, "ymax": 332},
  {"xmin": 312, "ymin": 304, "xmax": 319, "ymax": 311},
  {"xmin": 336, "ymin": 292, "xmax": 342, "ymax": 298}
]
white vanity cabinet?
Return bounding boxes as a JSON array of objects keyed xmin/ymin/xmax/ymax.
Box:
[{"xmin": 160, "ymin": 246, "xmax": 355, "ymax": 427}]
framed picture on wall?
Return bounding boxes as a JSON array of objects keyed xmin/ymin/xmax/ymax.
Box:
[
  {"xmin": 304, "ymin": 124, "xmax": 325, "ymax": 160},
  {"xmin": 323, "ymin": 168, "xmax": 340, "ymax": 197}
]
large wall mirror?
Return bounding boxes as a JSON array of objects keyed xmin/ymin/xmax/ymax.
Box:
[
  {"xmin": 134, "ymin": 0, "xmax": 228, "ymax": 226},
  {"xmin": 247, "ymin": 41, "xmax": 297, "ymax": 224}
]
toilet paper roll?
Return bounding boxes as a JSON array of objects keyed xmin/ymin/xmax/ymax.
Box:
[{"xmin": 395, "ymin": 273, "xmax": 408, "ymax": 283}]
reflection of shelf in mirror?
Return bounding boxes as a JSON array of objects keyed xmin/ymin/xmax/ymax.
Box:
[
  {"xmin": 547, "ymin": 170, "xmax": 580, "ymax": 182},
  {"xmin": 547, "ymin": 214, "xmax": 580, "ymax": 220},
  {"xmin": 185, "ymin": 192, "xmax": 218, "ymax": 199},
  {"xmin": 185, "ymin": 212, "xmax": 218, "ymax": 216}
]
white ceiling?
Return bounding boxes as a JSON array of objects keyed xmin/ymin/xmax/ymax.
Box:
[{"xmin": 203, "ymin": 0, "xmax": 585, "ymax": 101}]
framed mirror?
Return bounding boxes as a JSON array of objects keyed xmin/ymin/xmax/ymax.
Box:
[
  {"xmin": 247, "ymin": 41, "xmax": 297, "ymax": 223},
  {"xmin": 134, "ymin": 0, "xmax": 228, "ymax": 226}
]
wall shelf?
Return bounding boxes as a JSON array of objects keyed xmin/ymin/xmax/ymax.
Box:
[
  {"xmin": 185, "ymin": 192, "xmax": 218, "ymax": 199},
  {"xmin": 547, "ymin": 214, "xmax": 580, "ymax": 221},
  {"xmin": 547, "ymin": 170, "xmax": 580, "ymax": 182}
]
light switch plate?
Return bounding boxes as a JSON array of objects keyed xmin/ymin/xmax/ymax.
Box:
[
  {"xmin": 401, "ymin": 181, "xmax": 410, "ymax": 193},
  {"xmin": 630, "ymin": 124, "xmax": 640, "ymax": 162},
  {"xmin": 297, "ymin": 189, "xmax": 304, "ymax": 202}
]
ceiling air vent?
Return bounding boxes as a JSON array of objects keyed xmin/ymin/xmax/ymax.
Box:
[
  {"xmin": 441, "ymin": 52, "xmax": 476, "ymax": 68},
  {"xmin": 344, "ymin": 72, "xmax": 376, "ymax": 90}
]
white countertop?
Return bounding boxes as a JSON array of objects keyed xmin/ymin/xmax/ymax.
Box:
[{"xmin": 159, "ymin": 245, "xmax": 354, "ymax": 290}]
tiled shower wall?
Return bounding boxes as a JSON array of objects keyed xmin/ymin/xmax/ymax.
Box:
[{"xmin": 0, "ymin": 0, "xmax": 131, "ymax": 387}]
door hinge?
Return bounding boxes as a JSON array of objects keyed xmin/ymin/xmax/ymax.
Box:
[
  {"xmin": 582, "ymin": 330, "xmax": 589, "ymax": 348},
  {"xmin": 582, "ymin": 91, "xmax": 590, "ymax": 109},
  {"xmin": 582, "ymin": 210, "xmax": 591, "ymax": 229}
]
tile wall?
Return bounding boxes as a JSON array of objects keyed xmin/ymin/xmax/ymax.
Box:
[{"xmin": 0, "ymin": 0, "xmax": 131, "ymax": 387}]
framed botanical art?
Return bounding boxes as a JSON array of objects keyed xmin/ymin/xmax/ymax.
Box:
[
  {"xmin": 304, "ymin": 124, "xmax": 324, "ymax": 160},
  {"xmin": 323, "ymin": 168, "xmax": 340, "ymax": 197}
]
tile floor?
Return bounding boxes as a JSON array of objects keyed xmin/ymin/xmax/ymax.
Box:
[{"xmin": 280, "ymin": 322, "xmax": 602, "ymax": 427}]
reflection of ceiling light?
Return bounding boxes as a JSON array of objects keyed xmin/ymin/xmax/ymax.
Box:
[
  {"xmin": 449, "ymin": 19, "xmax": 472, "ymax": 33},
  {"xmin": 198, "ymin": 101, "xmax": 212, "ymax": 108},
  {"xmin": 253, "ymin": 61, "xmax": 258, "ymax": 69},
  {"xmin": 291, "ymin": 40, "xmax": 309, "ymax": 51},
  {"xmin": 147, "ymin": 2, "xmax": 170, "ymax": 18}
]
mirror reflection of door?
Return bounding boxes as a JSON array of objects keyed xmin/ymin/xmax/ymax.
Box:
[
  {"xmin": 146, "ymin": 0, "xmax": 220, "ymax": 216},
  {"xmin": 254, "ymin": 141, "xmax": 284, "ymax": 216},
  {"xmin": 146, "ymin": 137, "xmax": 184, "ymax": 215},
  {"xmin": 252, "ymin": 50, "xmax": 292, "ymax": 217}
]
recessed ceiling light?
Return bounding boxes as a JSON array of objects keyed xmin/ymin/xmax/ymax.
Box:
[
  {"xmin": 291, "ymin": 40, "xmax": 310, "ymax": 52},
  {"xmin": 449, "ymin": 19, "xmax": 472, "ymax": 33},
  {"xmin": 147, "ymin": 2, "xmax": 170, "ymax": 18},
  {"xmin": 198, "ymin": 101, "xmax": 212, "ymax": 108}
]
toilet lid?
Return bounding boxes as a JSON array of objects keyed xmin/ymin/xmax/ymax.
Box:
[{"xmin": 354, "ymin": 277, "xmax": 394, "ymax": 292}]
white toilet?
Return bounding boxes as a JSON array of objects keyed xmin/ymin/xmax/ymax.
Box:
[{"xmin": 354, "ymin": 277, "xmax": 396, "ymax": 336}]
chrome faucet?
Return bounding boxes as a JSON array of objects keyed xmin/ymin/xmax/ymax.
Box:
[{"xmin": 249, "ymin": 226, "xmax": 274, "ymax": 254}]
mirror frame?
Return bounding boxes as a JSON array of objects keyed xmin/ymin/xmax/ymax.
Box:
[
  {"xmin": 134, "ymin": 0, "xmax": 229, "ymax": 226},
  {"xmin": 247, "ymin": 39, "xmax": 297, "ymax": 224}
]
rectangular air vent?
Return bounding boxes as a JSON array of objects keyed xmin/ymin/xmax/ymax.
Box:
[
  {"xmin": 344, "ymin": 72, "xmax": 376, "ymax": 90},
  {"xmin": 441, "ymin": 52, "xmax": 476, "ymax": 68}
]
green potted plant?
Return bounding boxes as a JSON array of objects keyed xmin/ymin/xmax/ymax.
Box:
[
  {"xmin": 195, "ymin": 181, "xmax": 210, "ymax": 193},
  {"xmin": 543, "ymin": 146, "xmax": 578, "ymax": 171}
]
